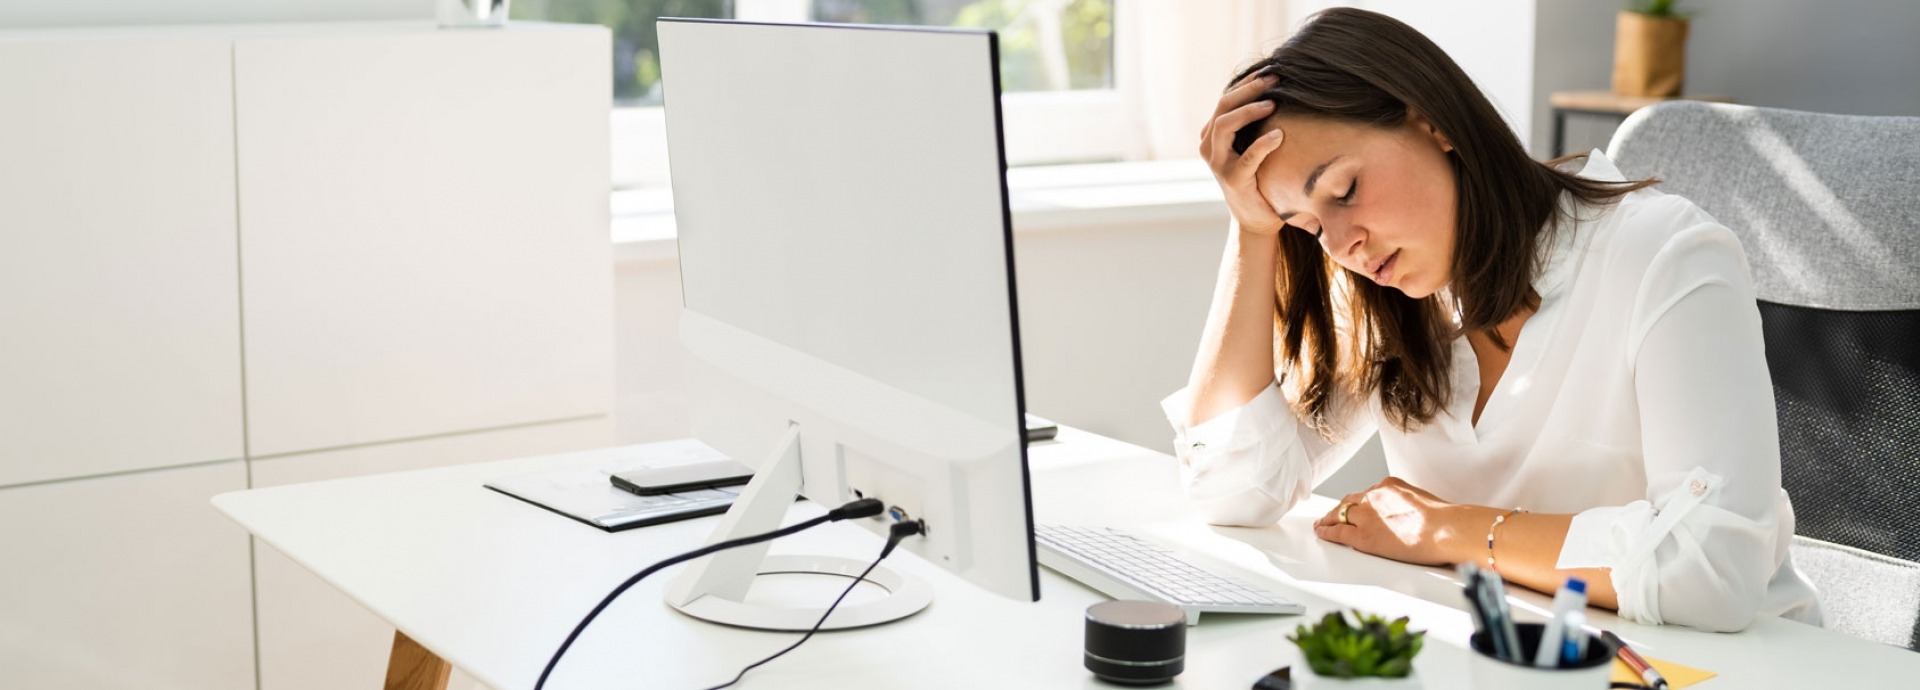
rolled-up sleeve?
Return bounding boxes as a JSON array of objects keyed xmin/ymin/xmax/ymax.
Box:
[
  {"xmin": 1556, "ymin": 222, "xmax": 1787, "ymax": 632},
  {"xmin": 1160, "ymin": 382, "xmax": 1376, "ymax": 527}
]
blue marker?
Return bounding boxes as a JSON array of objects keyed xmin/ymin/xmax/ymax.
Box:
[
  {"xmin": 1560, "ymin": 610, "xmax": 1590, "ymax": 665},
  {"xmin": 1535, "ymin": 577, "xmax": 1589, "ymax": 667}
]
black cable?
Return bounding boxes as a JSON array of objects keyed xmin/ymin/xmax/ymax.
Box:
[
  {"xmin": 533, "ymin": 498, "xmax": 885, "ymax": 690},
  {"xmin": 700, "ymin": 519, "xmax": 925, "ymax": 690}
]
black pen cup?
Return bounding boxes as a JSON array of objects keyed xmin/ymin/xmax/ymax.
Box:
[{"xmin": 1468, "ymin": 622, "xmax": 1618, "ymax": 689}]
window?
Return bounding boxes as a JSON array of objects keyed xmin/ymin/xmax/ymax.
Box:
[
  {"xmin": 813, "ymin": 0, "xmax": 1113, "ymax": 93},
  {"xmin": 511, "ymin": 0, "xmax": 1128, "ymax": 188},
  {"xmin": 511, "ymin": 0, "xmax": 732, "ymax": 106}
]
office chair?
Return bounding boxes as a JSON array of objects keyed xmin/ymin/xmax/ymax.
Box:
[{"xmin": 1607, "ymin": 101, "xmax": 1920, "ymax": 650}]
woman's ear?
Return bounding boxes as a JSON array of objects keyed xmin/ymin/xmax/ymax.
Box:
[{"xmin": 1407, "ymin": 109, "xmax": 1453, "ymax": 153}]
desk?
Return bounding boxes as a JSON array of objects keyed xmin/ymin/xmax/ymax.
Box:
[
  {"xmin": 213, "ymin": 429, "xmax": 1919, "ymax": 689},
  {"xmin": 1549, "ymin": 91, "xmax": 1733, "ymax": 157}
]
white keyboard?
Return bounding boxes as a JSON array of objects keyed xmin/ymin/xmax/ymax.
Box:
[{"xmin": 1035, "ymin": 524, "xmax": 1304, "ymax": 625}]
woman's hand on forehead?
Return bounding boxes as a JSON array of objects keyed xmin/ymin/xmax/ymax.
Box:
[{"xmin": 1201, "ymin": 73, "xmax": 1289, "ymax": 236}]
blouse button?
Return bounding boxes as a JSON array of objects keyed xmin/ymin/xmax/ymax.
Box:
[{"xmin": 1689, "ymin": 477, "xmax": 1709, "ymax": 497}]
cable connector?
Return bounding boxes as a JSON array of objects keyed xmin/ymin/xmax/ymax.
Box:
[
  {"xmin": 827, "ymin": 498, "xmax": 885, "ymax": 521},
  {"xmin": 881, "ymin": 519, "xmax": 925, "ymax": 559}
]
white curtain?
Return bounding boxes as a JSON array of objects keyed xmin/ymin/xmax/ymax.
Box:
[{"xmin": 1119, "ymin": 1, "xmax": 1294, "ymax": 160}]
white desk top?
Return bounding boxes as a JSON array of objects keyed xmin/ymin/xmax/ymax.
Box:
[{"xmin": 213, "ymin": 429, "xmax": 1920, "ymax": 689}]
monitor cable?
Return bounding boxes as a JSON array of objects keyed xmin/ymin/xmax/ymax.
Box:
[
  {"xmin": 698, "ymin": 517, "xmax": 924, "ymax": 690},
  {"xmin": 532, "ymin": 497, "xmax": 905, "ymax": 690}
]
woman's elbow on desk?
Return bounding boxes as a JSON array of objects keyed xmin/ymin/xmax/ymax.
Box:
[
  {"xmin": 1177, "ymin": 444, "xmax": 1311, "ymax": 528},
  {"xmin": 1616, "ymin": 537, "xmax": 1773, "ymax": 633},
  {"xmin": 1180, "ymin": 451, "xmax": 1298, "ymax": 527}
]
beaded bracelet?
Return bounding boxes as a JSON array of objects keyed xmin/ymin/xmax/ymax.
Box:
[{"xmin": 1486, "ymin": 507, "xmax": 1528, "ymax": 571}]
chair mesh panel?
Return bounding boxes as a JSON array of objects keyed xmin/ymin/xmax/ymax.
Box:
[{"xmin": 1760, "ymin": 301, "xmax": 1920, "ymax": 562}]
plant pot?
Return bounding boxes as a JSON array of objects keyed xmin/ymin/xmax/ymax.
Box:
[
  {"xmin": 1612, "ymin": 11, "xmax": 1689, "ymax": 97},
  {"xmin": 1292, "ymin": 669, "xmax": 1422, "ymax": 689}
]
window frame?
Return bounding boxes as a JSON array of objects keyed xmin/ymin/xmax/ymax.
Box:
[{"xmin": 609, "ymin": 0, "xmax": 1139, "ymax": 189}]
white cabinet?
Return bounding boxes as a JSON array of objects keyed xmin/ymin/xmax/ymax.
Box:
[
  {"xmin": 0, "ymin": 35, "xmax": 245, "ymax": 487},
  {"xmin": 235, "ymin": 26, "xmax": 615, "ymax": 458},
  {"xmin": 0, "ymin": 34, "xmax": 252, "ymax": 690},
  {"xmin": 0, "ymin": 462, "xmax": 255, "ymax": 690},
  {"xmin": 0, "ymin": 21, "xmax": 614, "ymax": 690}
]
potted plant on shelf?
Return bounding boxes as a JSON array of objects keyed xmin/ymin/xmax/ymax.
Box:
[
  {"xmin": 1288, "ymin": 610, "xmax": 1426, "ymax": 688},
  {"xmin": 1613, "ymin": 0, "xmax": 1691, "ymax": 97}
]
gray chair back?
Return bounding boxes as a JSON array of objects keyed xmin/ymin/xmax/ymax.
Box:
[{"xmin": 1608, "ymin": 101, "xmax": 1920, "ymax": 650}]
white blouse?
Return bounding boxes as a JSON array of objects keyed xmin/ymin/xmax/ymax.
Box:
[{"xmin": 1161, "ymin": 150, "xmax": 1823, "ymax": 632}]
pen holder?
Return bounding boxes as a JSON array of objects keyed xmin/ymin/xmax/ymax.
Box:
[{"xmin": 1469, "ymin": 622, "xmax": 1617, "ymax": 689}]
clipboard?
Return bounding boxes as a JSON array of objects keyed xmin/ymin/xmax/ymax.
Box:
[{"xmin": 484, "ymin": 438, "xmax": 743, "ymax": 532}]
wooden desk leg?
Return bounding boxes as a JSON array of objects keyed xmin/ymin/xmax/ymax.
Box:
[{"xmin": 385, "ymin": 631, "xmax": 452, "ymax": 690}]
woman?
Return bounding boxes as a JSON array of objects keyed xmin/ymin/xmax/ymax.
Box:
[{"xmin": 1166, "ymin": 8, "xmax": 1822, "ymax": 632}]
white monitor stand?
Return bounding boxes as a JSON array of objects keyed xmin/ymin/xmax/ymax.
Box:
[{"xmin": 663, "ymin": 424, "xmax": 933, "ymax": 631}]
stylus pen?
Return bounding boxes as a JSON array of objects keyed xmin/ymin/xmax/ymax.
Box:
[{"xmin": 1602, "ymin": 630, "xmax": 1669, "ymax": 690}]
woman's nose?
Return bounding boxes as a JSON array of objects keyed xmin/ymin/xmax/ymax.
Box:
[{"xmin": 1319, "ymin": 219, "xmax": 1366, "ymax": 264}]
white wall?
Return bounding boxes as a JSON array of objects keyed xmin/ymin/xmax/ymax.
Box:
[
  {"xmin": 0, "ymin": 0, "xmax": 428, "ymax": 27},
  {"xmin": 1286, "ymin": 1, "xmax": 1541, "ymax": 150},
  {"xmin": 609, "ymin": 219, "xmax": 1232, "ymax": 452}
]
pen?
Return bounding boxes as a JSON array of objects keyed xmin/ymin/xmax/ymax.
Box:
[
  {"xmin": 1482, "ymin": 569, "xmax": 1522, "ymax": 663},
  {"xmin": 1457, "ymin": 564, "xmax": 1510, "ymax": 661},
  {"xmin": 1456, "ymin": 566, "xmax": 1492, "ymax": 646},
  {"xmin": 1603, "ymin": 630, "xmax": 1669, "ymax": 690}
]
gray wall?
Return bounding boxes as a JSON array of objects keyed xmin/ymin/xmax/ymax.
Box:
[
  {"xmin": 1532, "ymin": 0, "xmax": 1625, "ymax": 157},
  {"xmin": 0, "ymin": 1, "xmax": 429, "ymax": 27},
  {"xmin": 1534, "ymin": 0, "xmax": 1920, "ymax": 158},
  {"xmin": 1686, "ymin": 0, "xmax": 1919, "ymax": 116}
]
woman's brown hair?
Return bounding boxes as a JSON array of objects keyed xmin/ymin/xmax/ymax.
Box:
[{"xmin": 1229, "ymin": 8, "xmax": 1656, "ymax": 433}]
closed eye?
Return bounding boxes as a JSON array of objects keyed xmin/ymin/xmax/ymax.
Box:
[{"xmin": 1338, "ymin": 180, "xmax": 1357, "ymax": 205}]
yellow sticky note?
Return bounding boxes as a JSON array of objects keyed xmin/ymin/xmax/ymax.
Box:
[{"xmin": 1611, "ymin": 655, "xmax": 1718, "ymax": 688}]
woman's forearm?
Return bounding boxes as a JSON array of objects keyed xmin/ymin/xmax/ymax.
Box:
[
  {"xmin": 1184, "ymin": 224, "xmax": 1282, "ymax": 426},
  {"xmin": 1445, "ymin": 507, "xmax": 1619, "ymax": 609}
]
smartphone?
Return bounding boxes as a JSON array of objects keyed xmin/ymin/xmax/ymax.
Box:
[
  {"xmin": 610, "ymin": 459, "xmax": 753, "ymax": 496},
  {"xmin": 1024, "ymin": 413, "xmax": 1059, "ymax": 442}
]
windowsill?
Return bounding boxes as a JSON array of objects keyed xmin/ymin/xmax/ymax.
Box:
[{"xmin": 612, "ymin": 159, "xmax": 1228, "ymax": 264}]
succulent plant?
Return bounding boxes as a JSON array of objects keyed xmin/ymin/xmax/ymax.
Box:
[
  {"xmin": 1288, "ymin": 610, "xmax": 1426, "ymax": 679},
  {"xmin": 1628, "ymin": 0, "xmax": 1686, "ymax": 18}
]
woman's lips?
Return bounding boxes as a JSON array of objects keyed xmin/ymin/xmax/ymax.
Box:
[{"xmin": 1373, "ymin": 249, "xmax": 1400, "ymax": 285}]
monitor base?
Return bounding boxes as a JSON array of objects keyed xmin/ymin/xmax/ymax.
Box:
[
  {"xmin": 668, "ymin": 554, "xmax": 932, "ymax": 631},
  {"xmin": 664, "ymin": 422, "xmax": 934, "ymax": 631}
]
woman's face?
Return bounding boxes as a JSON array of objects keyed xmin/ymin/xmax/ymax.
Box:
[{"xmin": 1252, "ymin": 113, "xmax": 1458, "ymax": 299}]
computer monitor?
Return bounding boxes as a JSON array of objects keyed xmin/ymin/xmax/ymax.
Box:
[{"xmin": 655, "ymin": 19, "xmax": 1038, "ymax": 631}]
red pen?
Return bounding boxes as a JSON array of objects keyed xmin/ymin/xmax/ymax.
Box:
[{"xmin": 1602, "ymin": 630, "xmax": 1670, "ymax": 690}]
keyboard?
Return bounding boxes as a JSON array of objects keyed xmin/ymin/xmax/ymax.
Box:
[{"xmin": 1034, "ymin": 524, "xmax": 1304, "ymax": 625}]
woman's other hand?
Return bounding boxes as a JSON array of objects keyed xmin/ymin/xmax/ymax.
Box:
[
  {"xmin": 1313, "ymin": 476, "xmax": 1483, "ymax": 567},
  {"xmin": 1201, "ymin": 73, "xmax": 1287, "ymax": 236}
]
